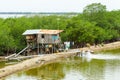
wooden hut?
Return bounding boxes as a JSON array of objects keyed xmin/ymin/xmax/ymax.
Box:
[{"xmin": 22, "ymin": 29, "xmax": 63, "ymax": 55}]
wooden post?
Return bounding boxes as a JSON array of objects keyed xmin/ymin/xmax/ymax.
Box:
[
  {"xmin": 37, "ymin": 43, "xmax": 39, "ymax": 55},
  {"xmin": 52, "ymin": 44, "xmax": 53, "ymax": 54},
  {"xmin": 37, "ymin": 34, "xmax": 39, "ymax": 55}
]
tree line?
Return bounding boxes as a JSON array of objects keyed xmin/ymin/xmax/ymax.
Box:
[{"xmin": 0, "ymin": 3, "xmax": 120, "ymax": 55}]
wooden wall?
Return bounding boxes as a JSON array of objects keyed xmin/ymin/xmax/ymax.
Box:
[{"xmin": 37, "ymin": 34, "xmax": 61, "ymax": 44}]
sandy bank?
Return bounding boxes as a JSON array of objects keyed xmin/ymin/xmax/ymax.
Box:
[{"xmin": 80, "ymin": 41, "xmax": 120, "ymax": 52}]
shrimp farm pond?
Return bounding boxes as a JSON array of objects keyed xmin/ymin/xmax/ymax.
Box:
[{"xmin": 1, "ymin": 49, "xmax": 120, "ymax": 80}]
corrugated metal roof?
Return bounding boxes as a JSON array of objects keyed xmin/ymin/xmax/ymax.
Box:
[
  {"xmin": 22, "ymin": 29, "xmax": 63, "ymax": 35},
  {"xmin": 22, "ymin": 29, "xmax": 40, "ymax": 35}
]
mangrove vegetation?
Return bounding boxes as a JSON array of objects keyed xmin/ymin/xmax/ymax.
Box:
[{"xmin": 0, "ymin": 3, "xmax": 120, "ymax": 55}]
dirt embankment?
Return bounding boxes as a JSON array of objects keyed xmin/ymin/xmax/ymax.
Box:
[
  {"xmin": 80, "ymin": 41, "xmax": 120, "ymax": 52},
  {"xmin": 0, "ymin": 52, "xmax": 77, "ymax": 79},
  {"xmin": 0, "ymin": 41, "xmax": 120, "ymax": 78}
]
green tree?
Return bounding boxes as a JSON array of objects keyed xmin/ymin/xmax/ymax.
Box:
[{"xmin": 83, "ymin": 3, "xmax": 107, "ymax": 28}]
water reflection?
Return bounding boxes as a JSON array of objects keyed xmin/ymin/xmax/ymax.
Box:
[
  {"xmin": 4, "ymin": 62, "xmax": 65, "ymax": 80},
  {"xmin": 25, "ymin": 63, "xmax": 65, "ymax": 80},
  {"xmin": 0, "ymin": 61, "xmax": 19, "ymax": 69},
  {"xmin": 3, "ymin": 51, "xmax": 120, "ymax": 80},
  {"xmin": 0, "ymin": 61, "xmax": 6, "ymax": 69},
  {"xmin": 104, "ymin": 60, "xmax": 120, "ymax": 80},
  {"xmin": 5, "ymin": 74, "xmax": 37, "ymax": 80}
]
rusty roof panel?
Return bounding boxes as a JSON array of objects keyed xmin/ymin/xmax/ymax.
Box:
[
  {"xmin": 39, "ymin": 29, "xmax": 63, "ymax": 34},
  {"xmin": 22, "ymin": 29, "xmax": 63, "ymax": 35}
]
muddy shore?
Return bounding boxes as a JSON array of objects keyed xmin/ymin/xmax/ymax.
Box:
[{"xmin": 0, "ymin": 41, "xmax": 120, "ymax": 79}]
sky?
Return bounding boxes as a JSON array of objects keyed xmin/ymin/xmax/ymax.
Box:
[{"xmin": 0, "ymin": 0, "xmax": 119, "ymax": 12}]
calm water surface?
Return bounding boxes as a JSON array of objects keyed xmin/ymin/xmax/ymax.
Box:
[{"xmin": 2, "ymin": 49, "xmax": 120, "ymax": 80}]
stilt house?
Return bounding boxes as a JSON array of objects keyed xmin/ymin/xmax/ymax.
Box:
[{"xmin": 22, "ymin": 29, "xmax": 63, "ymax": 55}]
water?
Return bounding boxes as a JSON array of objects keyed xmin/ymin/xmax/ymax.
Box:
[
  {"xmin": 0, "ymin": 14, "xmax": 26, "ymax": 18},
  {"xmin": 2, "ymin": 50, "xmax": 120, "ymax": 80},
  {"xmin": 0, "ymin": 61, "xmax": 5, "ymax": 69}
]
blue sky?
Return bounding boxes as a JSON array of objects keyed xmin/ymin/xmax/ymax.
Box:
[{"xmin": 0, "ymin": 0, "xmax": 119, "ymax": 12}]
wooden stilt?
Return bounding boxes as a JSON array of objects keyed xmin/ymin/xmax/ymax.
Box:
[{"xmin": 37, "ymin": 43, "xmax": 39, "ymax": 55}]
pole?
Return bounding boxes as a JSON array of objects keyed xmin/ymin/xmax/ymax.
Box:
[{"xmin": 37, "ymin": 43, "xmax": 39, "ymax": 55}]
